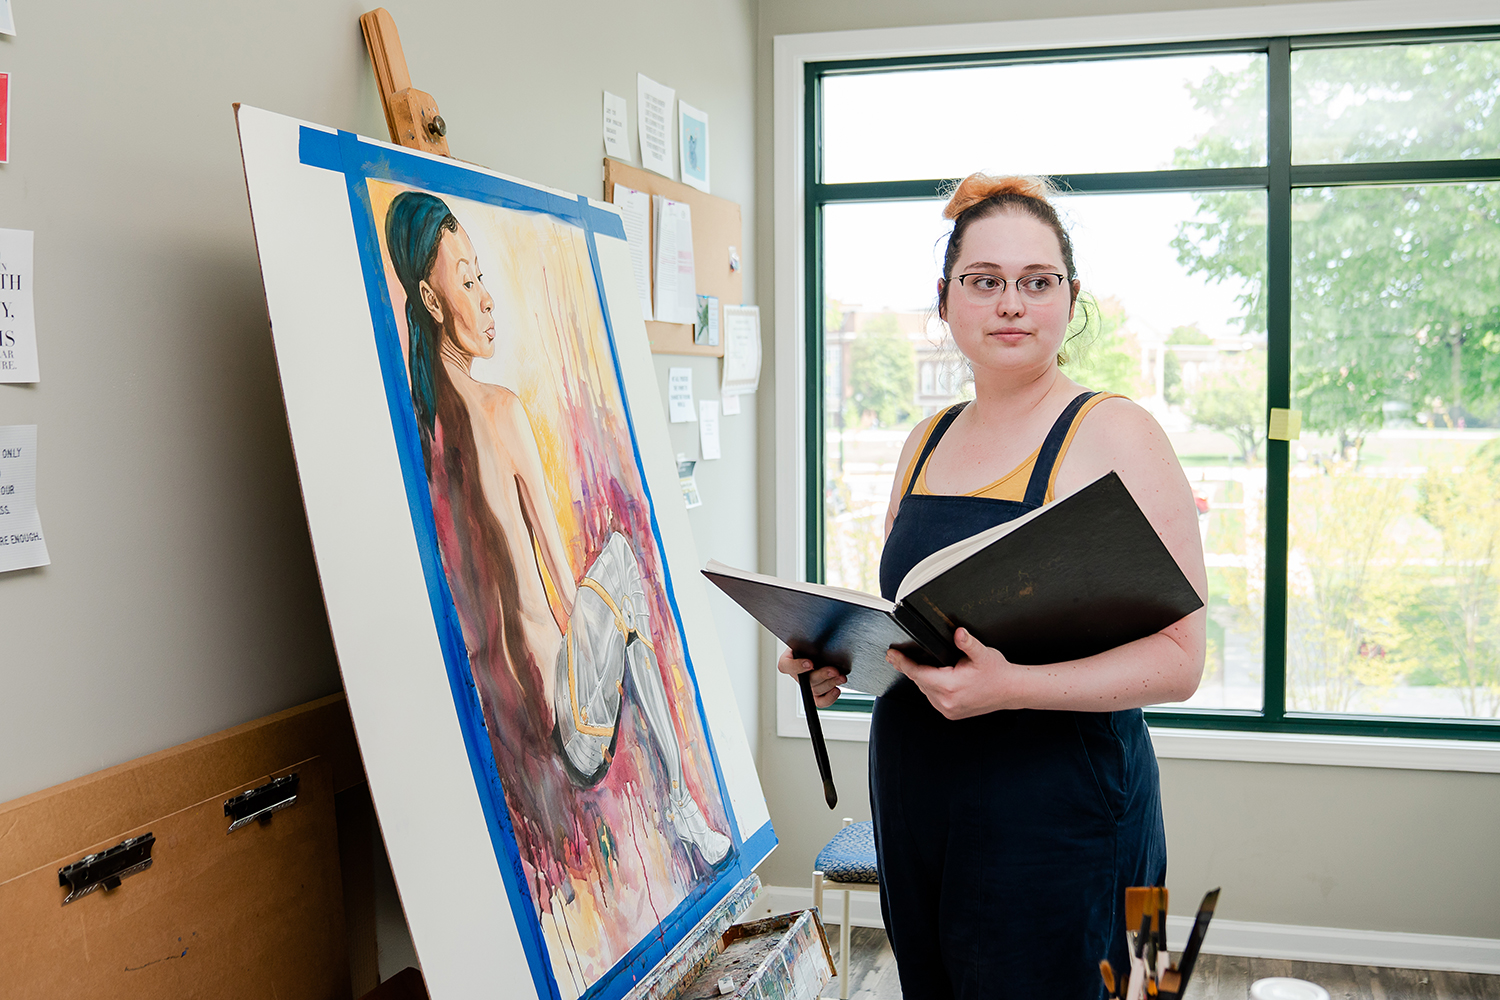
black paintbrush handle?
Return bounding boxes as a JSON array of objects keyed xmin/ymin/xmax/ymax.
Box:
[
  {"xmin": 799, "ymin": 670, "xmax": 838, "ymax": 808},
  {"xmin": 1175, "ymin": 888, "xmax": 1221, "ymax": 992}
]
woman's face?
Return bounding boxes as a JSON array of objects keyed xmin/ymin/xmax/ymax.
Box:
[
  {"xmin": 939, "ymin": 210, "xmax": 1078, "ymax": 377},
  {"xmin": 419, "ymin": 225, "xmax": 496, "ymax": 360}
]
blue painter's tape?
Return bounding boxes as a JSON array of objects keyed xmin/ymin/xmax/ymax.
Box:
[
  {"xmin": 742, "ymin": 821, "xmax": 779, "ymax": 866},
  {"xmin": 290, "ymin": 125, "xmax": 771, "ymax": 999},
  {"xmin": 328, "ymin": 127, "xmax": 560, "ymax": 1000},
  {"xmin": 297, "ymin": 126, "xmax": 341, "ymax": 173}
]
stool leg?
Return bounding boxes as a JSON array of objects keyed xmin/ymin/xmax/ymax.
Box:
[
  {"xmin": 813, "ymin": 870, "xmax": 824, "ymax": 915},
  {"xmin": 840, "ymin": 886, "xmax": 851, "ymax": 999}
]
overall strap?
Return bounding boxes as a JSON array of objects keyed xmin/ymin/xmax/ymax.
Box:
[
  {"xmin": 901, "ymin": 402, "xmax": 969, "ymax": 500},
  {"xmin": 1021, "ymin": 391, "xmax": 1100, "ymax": 507}
]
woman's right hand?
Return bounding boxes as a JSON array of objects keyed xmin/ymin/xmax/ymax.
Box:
[{"xmin": 777, "ymin": 648, "xmax": 848, "ymax": 709}]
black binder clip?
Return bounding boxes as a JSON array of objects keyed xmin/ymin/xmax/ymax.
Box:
[
  {"xmin": 58, "ymin": 832, "xmax": 156, "ymax": 905},
  {"xmin": 224, "ymin": 773, "xmax": 299, "ymax": 833}
]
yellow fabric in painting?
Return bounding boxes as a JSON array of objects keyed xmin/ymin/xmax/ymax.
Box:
[{"xmin": 902, "ymin": 393, "xmax": 1127, "ymax": 504}]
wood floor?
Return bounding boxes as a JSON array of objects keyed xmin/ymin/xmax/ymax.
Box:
[{"xmin": 822, "ymin": 925, "xmax": 1500, "ymax": 1000}]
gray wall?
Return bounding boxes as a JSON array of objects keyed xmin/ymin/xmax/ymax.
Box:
[
  {"xmin": 0, "ymin": 0, "xmax": 760, "ymax": 801},
  {"xmin": 751, "ymin": 0, "xmax": 1500, "ymax": 942}
]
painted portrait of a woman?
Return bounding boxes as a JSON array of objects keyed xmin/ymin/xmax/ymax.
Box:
[{"xmin": 374, "ymin": 186, "xmax": 731, "ymax": 995}]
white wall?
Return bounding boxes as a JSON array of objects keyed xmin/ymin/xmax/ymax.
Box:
[
  {"xmin": 0, "ymin": 0, "xmax": 760, "ymax": 803},
  {"xmin": 751, "ymin": 0, "xmax": 1500, "ymax": 945}
]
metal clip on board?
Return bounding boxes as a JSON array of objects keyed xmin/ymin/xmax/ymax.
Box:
[
  {"xmin": 224, "ymin": 773, "xmax": 300, "ymax": 833},
  {"xmin": 360, "ymin": 7, "xmax": 451, "ymax": 156},
  {"xmin": 57, "ymin": 832, "xmax": 156, "ymax": 905}
]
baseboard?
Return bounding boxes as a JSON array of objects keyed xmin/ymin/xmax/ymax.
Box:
[
  {"xmin": 751, "ymin": 884, "xmax": 885, "ymax": 930},
  {"xmin": 1164, "ymin": 914, "xmax": 1500, "ymax": 975},
  {"xmin": 753, "ymin": 885, "xmax": 1500, "ymax": 974}
]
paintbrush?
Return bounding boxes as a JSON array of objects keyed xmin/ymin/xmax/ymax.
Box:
[
  {"xmin": 798, "ymin": 671, "xmax": 837, "ymax": 808},
  {"xmin": 1100, "ymin": 959, "xmax": 1118, "ymax": 998},
  {"xmin": 1172, "ymin": 887, "xmax": 1220, "ymax": 995}
]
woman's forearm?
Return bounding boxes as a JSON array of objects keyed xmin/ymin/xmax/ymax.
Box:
[
  {"xmin": 1007, "ymin": 625, "xmax": 1204, "ymax": 712},
  {"xmin": 890, "ymin": 611, "xmax": 1205, "ymax": 719}
]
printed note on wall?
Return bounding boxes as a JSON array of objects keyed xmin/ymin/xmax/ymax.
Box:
[
  {"xmin": 0, "ymin": 425, "xmax": 50, "ymax": 573},
  {"xmin": 0, "ymin": 228, "xmax": 38, "ymax": 382},
  {"xmin": 637, "ymin": 74, "xmax": 675, "ymax": 179}
]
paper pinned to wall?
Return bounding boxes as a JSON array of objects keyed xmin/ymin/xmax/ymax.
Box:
[
  {"xmin": 0, "ymin": 1, "xmax": 14, "ymax": 37},
  {"xmin": 667, "ymin": 367, "xmax": 696, "ymax": 422},
  {"xmin": 653, "ymin": 196, "xmax": 697, "ymax": 325},
  {"xmin": 721, "ymin": 305, "xmax": 762, "ymax": 397},
  {"xmin": 0, "ymin": 228, "xmax": 38, "ymax": 382},
  {"xmin": 721, "ymin": 392, "xmax": 741, "ymax": 416},
  {"xmin": 611, "ymin": 186, "xmax": 653, "ymax": 321},
  {"xmin": 678, "ymin": 100, "xmax": 710, "ymax": 194},
  {"xmin": 637, "ymin": 73, "xmax": 675, "ymax": 178},
  {"xmin": 0, "ymin": 425, "xmax": 50, "ymax": 573},
  {"xmin": 677, "ymin": 455, "xmax": 702, "ymax": 509},
  {"xmin": 695, "ymin": 294, "xmax": 719, "ymax": 346},
  {"xmin": 698, "ymin": 400, "xmax": 721, "ymax": 460},
  {"xmin": 602, "ymin": 91, "xmax": 630, "ymax": 160},
  {"xmin": 0, "ymin": 73, "xmax": 10, "ymax": 165}
]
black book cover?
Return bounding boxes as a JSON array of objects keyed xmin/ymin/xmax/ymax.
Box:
[
  {"xmin": 898, "ymin": 471, "xmax": 1203, "ymax": 667},
  {"xmin": 703, "ymin": 472, "xmax": 1203, "ymax": 696}
]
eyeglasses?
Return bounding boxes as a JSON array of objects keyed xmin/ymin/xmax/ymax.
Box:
[{"xmin": 951, "ymin": 271, "xmax": 1070, "ymax": 303}]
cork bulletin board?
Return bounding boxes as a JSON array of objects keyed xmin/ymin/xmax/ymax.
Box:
[{"xmin": 604, "ymin": 158, "xmax": 743, "ymax": 357}]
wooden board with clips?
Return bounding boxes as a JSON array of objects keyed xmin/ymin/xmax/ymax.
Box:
[
  {"xmin": 0, "ymin": 696, "xmax": 364, "ymax": 1000},
  {"xmin": 604, "ymin": 158, "xmax": 743, "ymax": 357}
]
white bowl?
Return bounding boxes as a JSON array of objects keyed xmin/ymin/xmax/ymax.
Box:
[{"xmin": 1250, "ymin": 978, "xmax": 1332, "ymax": 1000}]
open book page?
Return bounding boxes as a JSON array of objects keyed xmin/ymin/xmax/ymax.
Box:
[
  {"xmin": 893, "ymin": 487, "xmax": 1062, "ymax": 603},
  {"xmin": 703, "ymin": 560, "xmax": 894, "ymax": 611}
]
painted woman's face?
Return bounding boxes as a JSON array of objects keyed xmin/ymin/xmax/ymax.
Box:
[
  {"xmin": 939, "ymin": 210, "xmax": 1078, "ymax": 377},
  {"xmin": 420, "ymin": 225, "xmax": 496, "ymax": 360}
]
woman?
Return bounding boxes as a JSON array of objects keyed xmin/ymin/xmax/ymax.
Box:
[
  {"xmin": 781, "ymin": 174, "xmax": 1206, "ymax": 998},
  {"xmin": 384, "ymin": 191, "xmax": 729, "ymax": 880}
]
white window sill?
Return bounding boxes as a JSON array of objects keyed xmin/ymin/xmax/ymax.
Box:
[{"xmin": 775, "ymin": 675, "xmax": 1500, "ymax": 773}]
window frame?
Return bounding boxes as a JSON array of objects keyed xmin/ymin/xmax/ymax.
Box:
[{"xmin": 773, "ymin": 4, "xmax": 1500, "ymax": 750}]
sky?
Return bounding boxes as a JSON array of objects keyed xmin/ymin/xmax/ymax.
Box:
[{"xmin": 820, "ymin": 52, "xmax": 1264, "ymax": 338}]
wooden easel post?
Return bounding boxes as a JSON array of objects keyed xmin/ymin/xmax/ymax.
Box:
[{"xmin": 359, "ymin": 8, "xmax": 451, "ymax": 157}]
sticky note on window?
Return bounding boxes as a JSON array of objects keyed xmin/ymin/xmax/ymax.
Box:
[{"xmin": 1268, "ymin": 407, "xmax": 1302, "ymax": 441}]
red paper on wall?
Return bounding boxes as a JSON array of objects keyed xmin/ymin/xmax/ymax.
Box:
[{"xmin": 0, "ymin": 73, "xmax": 9, "ymax": 164}]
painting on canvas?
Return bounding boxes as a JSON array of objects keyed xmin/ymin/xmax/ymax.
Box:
[{"xmin": 236, "ymin": 106, "xmax": 772, "ymax": 1000}]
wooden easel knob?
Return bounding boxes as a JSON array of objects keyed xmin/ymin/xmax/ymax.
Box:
[{"xmin": 359, "ymin": 8, "xmax": 452, "ymax": 157}]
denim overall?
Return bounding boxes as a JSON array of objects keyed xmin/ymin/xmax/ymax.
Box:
[{"xmin": 871, "ymin": 392, "xmax": 1167, "ymax": 999}]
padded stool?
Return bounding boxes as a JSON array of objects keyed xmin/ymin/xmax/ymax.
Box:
[{"xmin": 812, "ymin": 818, "xmax": 880, "ymax": 999}]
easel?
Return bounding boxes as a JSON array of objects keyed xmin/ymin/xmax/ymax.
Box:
[
  {"xmin": 353, "ymin": 11, "xmax": 832, "ymax": 1000},
  {"xmin": 359, "ymin": 8, "xmax": 450, "ymax": 158}
]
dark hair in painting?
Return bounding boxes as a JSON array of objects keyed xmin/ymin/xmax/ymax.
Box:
[
  {"xmin": 386, "ymin": 191, "xmax": 459, "ymax": 436},
  {"xmin": 384, "ymin": 191, "xmax": 554, "ymax": 805}
]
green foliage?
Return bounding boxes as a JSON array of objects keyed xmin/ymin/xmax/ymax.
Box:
[
  {"xmin": 1190, "ymin": 350, "xmax": 1268, "ymax": 462},
  {"xmin": 1401, "ymin": 441, "xmax": 1500, "ymax": 716},
  {"xmin": 1169, "ymin": 324, "xmax": 1213, "ymax": 345},
  {"xmin": 1163, "ymin": 350, "xmax": 1186, "ymax": 406},
  {"xmin": 1064, "ymin": 296, "xmax": 1148, "ymax": 398},
  {"xmin": 1286, "ymin": 468, "xmax": 1412, "ymax": 712},
  {"xmin": 846, "ymin": 314, "xmax": 917, "ymax": 428},
  {"xmin": 1172, "ymin": 43, "xmax": 1500, "ymax": 436}
]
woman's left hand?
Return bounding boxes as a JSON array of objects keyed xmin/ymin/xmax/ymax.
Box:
[{"xmin": 887, "ymin": 627, "xmax": 1028, "ymax": 719}]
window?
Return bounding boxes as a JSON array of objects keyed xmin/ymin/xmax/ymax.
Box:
[{"xmin": 803, "ymin": 27, "xmax": 1500, "ymax": 739}]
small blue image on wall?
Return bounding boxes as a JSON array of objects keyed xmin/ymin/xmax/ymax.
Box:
[{"xmin": 679, "ymin": 103, "xmax": 709, "ymax": 192}]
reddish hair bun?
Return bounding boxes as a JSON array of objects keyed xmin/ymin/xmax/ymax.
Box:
[{"xmin": 942, "ymin": 173, "xmax": 1055, "ymax": 220}]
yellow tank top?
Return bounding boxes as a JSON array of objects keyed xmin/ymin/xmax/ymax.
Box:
[{"xmin": 900, "ymin": 393, "xmax": 1127, "ymax": 505}]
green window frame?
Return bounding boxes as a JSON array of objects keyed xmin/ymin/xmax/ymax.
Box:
[{"xmin": 804, "ymin": 26, "xmax": 1500, "ymax": 740}]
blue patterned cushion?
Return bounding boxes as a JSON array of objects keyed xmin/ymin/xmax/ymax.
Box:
[{"xmin": 815, "ymin": 821, "xmax": 878, "ymax": 884}]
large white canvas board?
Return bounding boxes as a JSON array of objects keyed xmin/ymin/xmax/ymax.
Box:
[{"xmin": 234, "ymin": 105, "xmax": 772, "ymax": 1000}]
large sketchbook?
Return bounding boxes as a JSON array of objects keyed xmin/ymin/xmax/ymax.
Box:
[
  {"xmin": 705, "ymin": 472, "xmax": 1203, "ymax": 696},
  {"xmin": 236, "ymin": 106, "xmax": 771, "ymax": 1000}
]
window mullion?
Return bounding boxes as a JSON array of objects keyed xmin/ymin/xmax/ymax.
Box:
[
  {"xmin": 1263, "ymin": 37, "xmax": 1293, "ymax": 723},
  {"xmin": 805, "ymin": 63, "xmax": 826, "ymax": 583}
]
